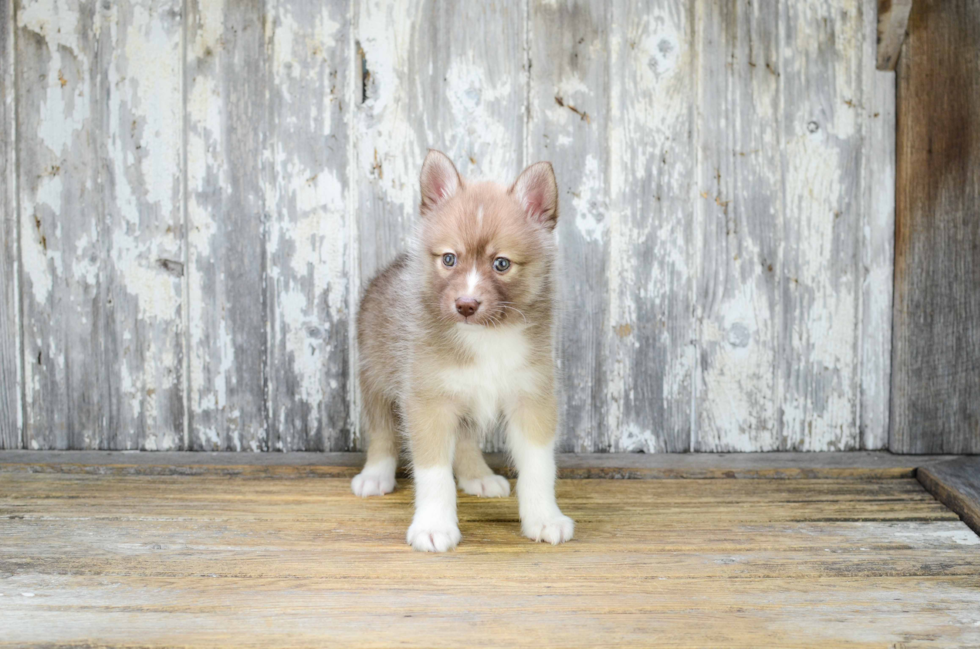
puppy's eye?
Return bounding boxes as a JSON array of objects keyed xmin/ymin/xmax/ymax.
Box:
[
  {"xmin": 442, "ymin": 253, "xmax": 457, "ymax": 268},
  {"xmin": 493, "ymin": 257, "xmax": 511, "ymax": 273}
]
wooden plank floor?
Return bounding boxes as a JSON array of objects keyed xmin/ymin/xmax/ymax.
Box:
[{"xmin": 1, "ymin": 470, "xmax": 979, "ymax": 647}]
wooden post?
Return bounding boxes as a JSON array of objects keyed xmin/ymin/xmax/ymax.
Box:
[{"xmin": 891, "ymin": 0, "xmax": 980, "ymax": 453}]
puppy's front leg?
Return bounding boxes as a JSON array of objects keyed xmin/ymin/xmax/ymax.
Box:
[
  {"xmin": 507, "ymin": 396, "xmax": 574, "ymax": 544},
  {"xmin": 405, "ymin": 396, "xmax": 461, "ymax": 552}
]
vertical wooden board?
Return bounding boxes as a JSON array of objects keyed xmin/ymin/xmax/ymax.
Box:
[
  {"xmin": 528, "ymin": 1, "xmax": 608, "ymax": 452},
  {"xmin": 101, "ymin": 0, "xmax": 184, "ymax": 450},
  {"xmin": 891, "ymin": 0, "xmax": 980, "ymax": 454},
  {"xmin": 17, "ymin": 0, "xmax": 106, "ymax": 449},
  {"xmin": 694, "ymin": 0, "xmax": 782, "ymax": 451},
  {"xmin": 777, "ymin": 0, "xmax": 864, "ymax": 450},
  {"xmin": 267, "ymin": 0, "xmax": 350, "ymax": 451},
  {"xmin": 351, "ymin": 0, "xmax": 423, "ymax": 287},
  {"xmin": 353, "ymin": 0, "xmax": 526, "ymax": 451},
  {"xmin": 860, "ymin": 2, "xmax": 894, "ymax": 451},
  {"xmin": 876, "ymin": 0, "xmax": 913, "ymax": 71},
  {"xmin": 603, "ymin": 0, "xmax": 696, "ymax": 453},
  {"xmin": 186, "ymin": 0, "xmax": 270, "ymax": 450},
  {"xmin": 0, "ymin": 0, "xmax": 21, "ymax": 448}
]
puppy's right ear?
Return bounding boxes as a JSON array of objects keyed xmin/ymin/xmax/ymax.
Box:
[{"xmin": 420, "ymin": 150, "xmax": 461, "ymax": 214}]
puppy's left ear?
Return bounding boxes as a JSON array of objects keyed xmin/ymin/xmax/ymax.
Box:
[{"xmin": 510, "ymin": 162, "xmax": 558, "ymax": 230}]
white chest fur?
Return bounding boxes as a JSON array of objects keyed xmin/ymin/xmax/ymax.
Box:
[{"xmin": 440, "ymin": 324, "xmax": 536, "ymax": 426}]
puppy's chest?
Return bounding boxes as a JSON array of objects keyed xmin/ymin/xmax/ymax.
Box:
[{"xmin": 439, "ymin": 326, "xmax": 537, "ymax": 417}]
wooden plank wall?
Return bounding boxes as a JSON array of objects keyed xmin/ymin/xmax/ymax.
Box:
[
  {"xmin": 890, "ymin": 0, "xmax": 980, "ymax": 454},
  {"xmin": 3, "ymin": 0, "xmax": 896, "ymax": 453},
  {"xmin": 1, "ymin": 0, "xmax": 19, "ymax": 448}
]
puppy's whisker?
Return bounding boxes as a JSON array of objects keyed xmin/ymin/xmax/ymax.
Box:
[{"xmin": 497, "ymin": 304, "xmax": 529, "ymax": 325}]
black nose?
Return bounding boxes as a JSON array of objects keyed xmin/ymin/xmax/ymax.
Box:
[{"xmin": 455, "ymin": 297, "xmax": 480, "ymax": 317}]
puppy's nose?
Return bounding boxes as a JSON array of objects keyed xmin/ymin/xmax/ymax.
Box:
[{"xmin": 455, "ymin": 297, "xmax": 480, "ymax": 317}]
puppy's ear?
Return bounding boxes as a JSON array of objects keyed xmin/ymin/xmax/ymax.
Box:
[
  {"xmin": 510, "ymin": 161, "xmax": 558, "ymax": 230},
  {"xmin": 420, "ymin": 150, "xmax": 461, "ymax": 214}
]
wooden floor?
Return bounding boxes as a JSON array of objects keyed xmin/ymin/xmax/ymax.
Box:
[{"xmin": 2, "ymin": 465, "xmax": 980, "ymax": 647}]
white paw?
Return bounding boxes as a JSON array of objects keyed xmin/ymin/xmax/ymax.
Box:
[
  {"xmin": 406, "ymin": 511, "xmax": 461, "ymax": 552},
  {"xmin": 522, "ymin": 513, "xmax": 575, "ymax": 545},
  {"xmin": 351, "ymin": 460, "xmax": 396, "ymax": 497},
  {"xmin": 458, "ymin": 474, "xmax": 511, "ymax": 498}
]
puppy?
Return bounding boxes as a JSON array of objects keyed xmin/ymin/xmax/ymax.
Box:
[{"xmin": 351, "ymin": 150, "xmax": 574, "ymax": 552}]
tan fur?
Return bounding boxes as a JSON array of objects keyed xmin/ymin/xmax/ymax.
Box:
[
  {"xmin": 452, "ymin": 420, "xmax": 496, "ymax": 482},
  {"xmin": 354, "ymin": 150, "xmax": 572, "ymax": 549}
]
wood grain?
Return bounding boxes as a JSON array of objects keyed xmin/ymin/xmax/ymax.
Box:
[
  {"xmin": 0, "ymin": 0, "xmax": 19, "ymax": 449},
  {"xmin": 17, "ymin": 0, "xmax": 106, "ymax": 449},
  {"xmin": 860, "ymin": 9, "xmax": 896, "ymax": 451},
  {"xmin": 528, "ymin": 0, "xmax": 607, "ymax": 452},
  {"xmin": 918, "ymin": 457, "xmax": 980, "ymax": 536},
  {"xmin": 5, "ymin": 0, "xmax": 900, "ymax": 453},
  {"xmin": 778, "ymin": 0, "xmax": 866, "ymax": 451},
  {"xmin": 695, "ymin": 0, "xmax": 781, "ymax": 451},
  {"xmin": 14, "ymin": 0, "xmax": 187, "ymax": 450},
  {"xmin": 876, "ymin": 0, "xmax": 913, "ymax": 70},
  {"xmin": 0, "ymin": 472, "xmax": 978, "ymax": 646},
  {"xmin": 266, "ymin": 0, "xmax": 352, "ymax": 451},
  {"xmin": 891, "ymin": 0, "xmax": 980, "ymax": 454},
  {"xmin": 101, "ymin": 0, "xmax": 185, "ymax": 450},
  {"xmin": 604, "ymin": 0, "xmax": 697, "ymax": 453},
  {"xmin": 185, "ymin": 0, "xmax": 271, "ymax": 451}
]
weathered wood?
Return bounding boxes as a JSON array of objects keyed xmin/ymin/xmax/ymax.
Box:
[
  {"xmin": 185, "ymin": 0, "xmax": 271, "ymax": 451},
  {"xmin": 528, "ymin": 1, "xmax": 607, "ymax": 452},
  {"xmin": 351, "ymin": 0, "xmax": 419, "ymax": 288},
  {"xmin": 695, "ymin": 0, "xmax": 781, "ymax": 451},
  {"xmin": 266, "ymin": 0, "xmax": 351, "ymax": 452},
  {"xmin": 16, "ymin": 0, "xmax": 185, "ymax": 451},
  {"xmin": 778, "ymin": 0, "xmax": 866, "ymax": 450},
  {"xmin": 17, "ymin": 0, "xmax": 106, "ymax": 449},
  {"xmin": 861, "ymin": 4, "xmax": 897, "ymax": 450},
  {"xmin": 101, "ymin": 0, "xmax": 185, "ymax": 450},
  {"xmin": 603, "ymin": 0, "xmax": 697, "ymax": 452},
  {"xmin": 891, "ymin": 0, "xmax": 980, "ymax": 454},
  {"xmin": 352, "ymin": 0, "xmax": 527, "ymax": 451},
  {"xmin": 0, "ymin": 450, "xmax": 962, "ymax": 480},
  {"xmin": 6, "ymin": 0, "xmax": 899, "ymax": 453},
  {"xmin": 876, "ymin": 0, "xmax": 913, "ymax": 70},
  {"xmin": 0, "ymin": 0, "xmax": 20, "ymax": 449},
  {"xmin": 918, "ymin": 457, "xmax": 980, "ymax": 536},
  {"xmin": 1, "ymin": 472, "xmax": 978, "ymax": 646}
]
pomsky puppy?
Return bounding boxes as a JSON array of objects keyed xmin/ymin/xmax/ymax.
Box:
[{"xmin": 351, "ymin": 150, "xmax": 574, "ymax": 552}]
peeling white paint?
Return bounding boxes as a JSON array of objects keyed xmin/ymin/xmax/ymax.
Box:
[
  {"xmin": 604, "ymin": 4, "xmax": 695, "ymax": 452},
  {"xmin": 699, "ymin": 277, "xmax": 777, "ymax": 451},
  {"xmin": 273, "ymin": 6, "xmax": 341, "ymax": 83},
  {"xmin": 120, "ymin": 3, "xmax": 182, "ymax": 218},
  {"xmin": 444, "ymin": 58, "xmax": 517, "ymax": 180},
  {"xmin": 10, "ymin": 0, "xmax": 895, "ymax": 453},
  {"xmin": 21, "ymin": 175, "xmax": 60, "ymax": 304},
  {"xmin": 192, "ymin": 0, "xmax": 224, "ymax": 59},
  {"xmin": 355, "ymin": 0, "xmax": 421, "ymax": 218},
  {"xmin": 19, "ymin": 0, "xmax": 80, "ymax": 50},
  {"xmin": 571, "ymin": 155, "xmax": 605, "ymax": 243}
]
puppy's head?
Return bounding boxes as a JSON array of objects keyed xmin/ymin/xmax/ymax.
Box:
[{"xmin": 416, "ymin": 150, "xmax": 558, "ymax": 328}]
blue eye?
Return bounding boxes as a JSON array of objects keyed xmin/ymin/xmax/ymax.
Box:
[
  {"xmin": 442, "ymin": 253, "xmax": 456, "ymax": 267},
  {"xmin": 493, "ymin": 257, "xmax": 511, "ymax": 272}
]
